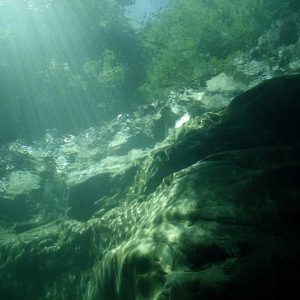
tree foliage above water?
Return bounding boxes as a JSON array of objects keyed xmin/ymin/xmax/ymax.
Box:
[
  {"xmin": 0, "ymin": 0, "xmax": 143, "ymax": 142},
  {"xmin": 0, "ymin": 0, "xmax": 297, "ymax": 143},
  {"xmin": 139, "ymin": 0, "xmax": 293, "ymax": 98}
]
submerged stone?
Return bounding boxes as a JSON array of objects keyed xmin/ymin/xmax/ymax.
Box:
[{"xmin": 0, "ymin": 75, "xmax": 300, "ymax": 299}]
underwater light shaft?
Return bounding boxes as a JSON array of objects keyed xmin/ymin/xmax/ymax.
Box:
[{"xmin": 0, "ymin": 0, "xmax": 120, "ymax": 142}]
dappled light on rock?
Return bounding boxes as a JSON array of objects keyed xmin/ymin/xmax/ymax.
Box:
[
  {"xmin": 1, "ymin": 1, "xmax": 300, "ymax": 299},
  {"xmin": 1, "ymin": 75, "xmax": 300, "ymax": 299}
]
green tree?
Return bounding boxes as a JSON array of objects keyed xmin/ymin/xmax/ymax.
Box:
[
  {"xmin": 0, "ymin": 0, "xmax": 145, "ymax": 142},
  {"xmin": 139, "ymin": 0, "xmax": 291, "ymax": 99}
]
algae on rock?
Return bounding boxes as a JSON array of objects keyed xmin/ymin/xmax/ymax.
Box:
[{"xmin": 1, "ymin": 75, "xmax": 300, "ymax": 299}]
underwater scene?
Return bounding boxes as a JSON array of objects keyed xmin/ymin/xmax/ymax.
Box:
[{"xmin": 0, "ymin": 0, "xmax": 300, "ymax": 299}]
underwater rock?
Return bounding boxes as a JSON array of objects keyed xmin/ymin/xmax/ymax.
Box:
[
  {"xmin": 0, "ymin": 75, "xmax": 300, "ymax": 299},
  {"xmin": 4, "ymin": 171, "xmax": 40, "ymax": 197},
  {"xmin": 134, "ymin": 146, "xmax": 300, "ymax": 299},
  {"xmin": 231, "ymin": 13, "xmax": 300, "ymax": 87},
  {"xmin": 0, "ymin": 220, "xmax": 102, "ymax": 300},
  {"xmin": 0, "ymin": 171, "xmax": 42, "ymax": 222},
  {"xmin": 90, "ymin": 75, "xmax": 300, "ymax": 300},
  {"xmin": 206, "ymin": 72, "xmax": 245, "ymax": 93},
  {"xmin": 132, "ymin": 75, "xmax": 300, "ymax": 196},
  {"xmin": 66, "ymin": 151, "xmax": 145, "ymax": 221},
  {"xmin": 288, "ymin": 59, "xmax": 300, "ymax": 71}
]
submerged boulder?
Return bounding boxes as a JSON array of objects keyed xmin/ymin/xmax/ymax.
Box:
[
  {"xmin": 131, "ymin": 75, "xmax": 300, "ymax": 195},
  {"xmin": 0, "ymin": 75, "xmax": 300, "ymax": 299},
  {"xmin": 89, "ymin": 75, "xmax": 300, "ymax": 299},
  {"xmin": 90, "ymin": 145, "xmax": 299, "ymax": 299},
  {"xmin": 0, "ymin": 171, "xmax": 42, "ymax": 223}
]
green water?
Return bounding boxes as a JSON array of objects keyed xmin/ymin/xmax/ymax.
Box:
[
  {"xmin": 0, "ymin": 1, "xmax": 299, "ymax": 299},
  {"xmin": 0, "ymin": 0, "xmax": 295, "ymax": 143}
]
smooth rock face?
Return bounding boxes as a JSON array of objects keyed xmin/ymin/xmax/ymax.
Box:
[
  {"xmin": 0, "ymin": 75, "xmax": 300, "ymax": 299},
  {"xmin": 132, "ymin": 75, "xmax": 300, "ymax": 196}
]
